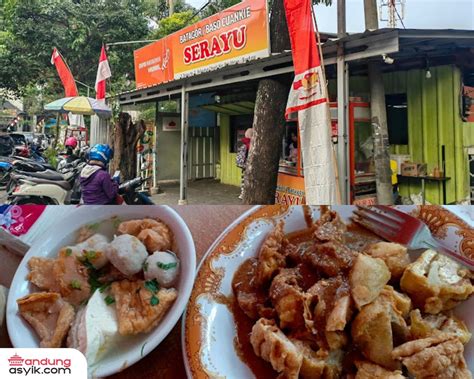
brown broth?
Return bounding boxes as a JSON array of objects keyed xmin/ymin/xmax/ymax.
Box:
[{"xmin": 232, "ymin": 299, "xmax": 277, "ymax": 379}]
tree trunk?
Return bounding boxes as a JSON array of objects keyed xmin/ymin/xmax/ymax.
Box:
[
  {"xmin": 110, "ymin": 112, "xmax": 145, "ymax": 181},
  {"xmin": 243, "ymin": 0, "xmax": 290, "ymax": 204},
  {"xmin": 364, "ymin": 0, "xmax": 393, "ymax": 204},
  {"xmin": 243, "ymin": 79, "xmax": 288, "ymax": 204}
]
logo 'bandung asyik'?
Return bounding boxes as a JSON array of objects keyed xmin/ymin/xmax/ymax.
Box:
[{"xmin": 8, "ymin": 354, "xmax": 24, "ymax": 367}]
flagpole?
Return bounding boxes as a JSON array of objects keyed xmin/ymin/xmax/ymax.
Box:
[{"xmin": 310, "ymin": 7, "xmax": 342, "ymax": 205}]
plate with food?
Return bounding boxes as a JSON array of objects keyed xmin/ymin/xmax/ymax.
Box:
[
  {"xmin": 7, "ymin": 205, "xmax": 196, "ymax": 377},
  {"xmin": 183, "ymin": 205, "xmax": 473, "ymax": 378}
]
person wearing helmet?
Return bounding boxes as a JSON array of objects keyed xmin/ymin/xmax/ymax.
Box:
[
  {"xmin": 65, "ymin": 137, "xmax": 79, "ymax": 163},
  {"xmin": 80, "ymin": 144, "xmax": 119, "ymax": 205}
]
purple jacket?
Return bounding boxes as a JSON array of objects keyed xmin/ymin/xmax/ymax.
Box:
[{"xmin": 80, "ymin": 164, "xmax": 119, "ymax": 205}]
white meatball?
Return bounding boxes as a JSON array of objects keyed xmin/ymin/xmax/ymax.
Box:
[
  {"xmin": 67, "ymin": 234, "xmax": 110, "ymax": 269},
  {"xmin": 106, "ymin": 234, "xmax": 148, "ymax": 276},
  {"xmin": 144, "ymin": 251, "xmax": 179, "ymax": 287}
]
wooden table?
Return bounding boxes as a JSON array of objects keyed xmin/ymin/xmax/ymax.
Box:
[{"xmin": 0, "ymin": 205, "xmax": 253, "ymax": 378}]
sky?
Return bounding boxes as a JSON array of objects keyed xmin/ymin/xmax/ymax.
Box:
[{"xmin": 186, "ymin": 0, "xmax": 474, "ymax": 33}]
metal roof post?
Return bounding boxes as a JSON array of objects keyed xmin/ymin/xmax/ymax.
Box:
[
  {"xmin": 179, "ymin": 85, "xmax": 189, "ymax": 205},
  {"xmin": 336, "ymin": 0, "xmax": 350, "ymax": 204}
]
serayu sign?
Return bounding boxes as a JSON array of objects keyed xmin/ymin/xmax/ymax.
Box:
[{"xmin": 134, "ymin": 0, "xmax": 270, "ymax": 89}]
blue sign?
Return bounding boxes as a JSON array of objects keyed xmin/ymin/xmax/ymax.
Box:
[{"xmin": 189, "ymin": 94, "xmax": 216, "ymax": 128}]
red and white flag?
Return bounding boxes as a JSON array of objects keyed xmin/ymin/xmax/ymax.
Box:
[
  {"xmin": 51, "ymin": 48, "xmax": 78, "ymax": 97},
  {"xmin": 284, "ymin": 0, "xmax": 338, "ymax": 204},
  {"xmin": 95, "ymin": 45, "xmax": 112, "ymax": 100}
]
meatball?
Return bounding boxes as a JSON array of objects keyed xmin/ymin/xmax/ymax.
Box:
[
  {"xmin": 67, "ymin": 234, "xmax": 110, "ymax": 269},
  {"xmin": 106, "ymin": 234, "xmax": 148, "ymax": 276},
  {"xmin": 144, "ymin": 251, "xmax": 180, "ymax": 287}
]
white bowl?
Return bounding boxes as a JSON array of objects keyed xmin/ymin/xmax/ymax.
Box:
[{"xmin": 7, "ymin": 205, "xmax": 196, "ymax": 377}]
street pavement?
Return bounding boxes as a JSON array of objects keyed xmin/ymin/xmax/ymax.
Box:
[
  {"xmin": 151, "ymin": 179, "xmax": 242, "ymax": 205},
  {"xmin": 0, "ymin": 179, "xmax": 243, "ymax": 205}
]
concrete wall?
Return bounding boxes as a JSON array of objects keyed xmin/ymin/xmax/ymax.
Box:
[{"xmin": 155, "ymin": 113, "xmax": 181, "ymax": 181}]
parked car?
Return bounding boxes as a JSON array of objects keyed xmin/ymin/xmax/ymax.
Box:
[{"xmin": 0, "ymin": 134, "xmax": 15, "ymax": 157}]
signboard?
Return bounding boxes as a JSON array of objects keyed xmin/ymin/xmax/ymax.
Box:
[
  {"xmin": 134, "ymin": 0, "xmax": 270, "ymax": 89},
  {"xmin": 275, "ymin": 173, "xmax": 306, "ymax": 205},
  {"xmin": 162, "ymin": 116, "xmax": 180, "ymax": 131}
]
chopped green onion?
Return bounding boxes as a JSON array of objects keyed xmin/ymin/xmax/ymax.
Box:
[
  {"xmin": 88, "ymin": 223, "xmax": 100, "ymax": 231},
  {"xmin": 150, "ymin": 295, "xmax": 159, "ymax": 306},
  {"xmin": 85, "ymin": 250, "xmax": 97, "ymax": 260},
  {"xmin": 65, "ymin": 248, "xmax": 72, "ymax": 256},
  {"xmin": 70, "ymin": 280, "xmax": 82, "ymax": 290},
  {"xmin": 112, "ymin": 217, "xmax": 122, "ymax": 229},
  {"xmin": 98, "ymin": 282, "xmax": 111, "ymax": 293},
  {"xmin": 104, "ymin": 296, "xmax": 115, "ymax": 305},
  {"xmin": 143, "ymin": 261, "xmax": 149, "ymax": 272},
  {"xmin": 157, "ymin": 262, "xmax": 177, "ymax": 270},
  {"xmin": 144, "ymin": 279, "xmax": 160, "ymax": 294}
]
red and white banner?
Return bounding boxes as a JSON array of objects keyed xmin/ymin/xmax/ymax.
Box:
[
  {"xmin": 95, "ymin": 45, "xmax": 112, "ymax": 100},
  {"xmin": 284, "ymin": 0, "xmax": 338, "ymax": 204},
  {"xmin": 51, "ymin": 48, "xmax": 78, "ymax": 97}
]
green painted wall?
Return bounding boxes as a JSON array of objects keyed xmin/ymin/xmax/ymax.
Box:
[
  {"xmin": 218, "ymin": 65, "xmax": 472, "ymax": 201},
  {"xmin": 219, "ymin": 114, "xmax": 242, "ymax": 186},
  {"xmin": 330, "ymin": 65, "xmax": 471, "ymax": 203}
]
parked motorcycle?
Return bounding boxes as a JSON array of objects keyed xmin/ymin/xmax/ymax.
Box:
[
  {"xmin": 119, "ymin": 177, "xmax": 154, "ymax": 205},
  {"xmin": 0, "ymin": 161, "xmax": 12, "ymax": 188},
  {"xmin": 7, "ymin": 161, "xmax": 85, "ymax": 205}
]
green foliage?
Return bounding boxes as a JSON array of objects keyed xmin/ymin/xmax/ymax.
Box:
[
  {"xmin": 43, "ymin": 146, "xmax": 59, "ymax": 168},
  {"xmin": 143, "ymin": 0, "xmax": 194, "ymax": 22},
  {"xmin": 0, "ymin": 0, "xmax": 149, "ymax": 97},
  {"xmin": 150, "ymin": 10, "xmax": 199, "ymax": 40}
]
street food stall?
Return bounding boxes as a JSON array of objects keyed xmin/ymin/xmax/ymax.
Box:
[{"xmin": 276, "ymin": 101, "xmax": 376, "ymax": 205}]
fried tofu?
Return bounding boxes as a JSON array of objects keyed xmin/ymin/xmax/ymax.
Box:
[
  {"xmin": 392, "ymin": 334, "xmax": 472, "ymax": 379},
  {"xmin": 355, "ymin": 360, "xmax": 405, "ymax": 379},
  {"xmin": 400, "ymin": 249, "xmax": 474, "ymax": 314},
  {"xmin": 351, "ymin": 293, "xmax": 409, "ymax": 370},
  {"xmin": 250, "ymin": 318, "xmax": 302, "ymax": 379},
  {"xmin": 17, "ymin": 292, "xmax": 75, "ymax": 348},
  {"xmin": 255, "ymin": 221, "xmax": 286, "ymax": 286},
  {"xmin": 350, "ymin": 254, "xmax": 391, "ymax": 309},
  {"xmin": 117, "ymin": 219, "xmax": 173, "ymax": 252},
  {"xmin": 363, "ymin": 242, "xmax": 410, "ymax": 281},
  {"xmin": 111, "ymin": 279, "xmax": 177, "ymax": 335},
  {"xmin": 409, "ymin": 309, "xmax": 471, "ymax": 344}
]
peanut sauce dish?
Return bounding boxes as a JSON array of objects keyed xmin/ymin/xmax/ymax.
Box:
[
  {"xmin": 183, "ymin": 205, "xmax": 474, "ymax": 379},
  {"xmin": 7, "ymin": 206, "xmax": 196, "ymax": 377}
]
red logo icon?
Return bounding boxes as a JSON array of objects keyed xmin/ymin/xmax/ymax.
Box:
[{"xmin": 8, "ymin": 354, "xmax": 24, "ymax": 366}]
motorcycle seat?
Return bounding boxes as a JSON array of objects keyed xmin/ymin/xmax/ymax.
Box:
[
  {"xmin": 14, "ymin": 175, "xmax": 72, "ymax": 191},
  {"xmin": 16, "ymin": 169, "xmax": 64, "ymax": 181}
]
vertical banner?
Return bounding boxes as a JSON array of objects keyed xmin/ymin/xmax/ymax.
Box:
[{"xmin": 284, "ymin": 0, "xmax": 338, "ymax": 204}]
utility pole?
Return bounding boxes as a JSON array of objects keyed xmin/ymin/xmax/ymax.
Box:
[
  {"xmin": 168, "ymin": 0, "xmax": 174, "ymax": 16},
  {"xmin": 364, "ymin": 0, "xmax": 394, "ymax": 204},
  {"xmin": 336, "ymin": 0, "xmax": 349, "ymax": 202}
]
